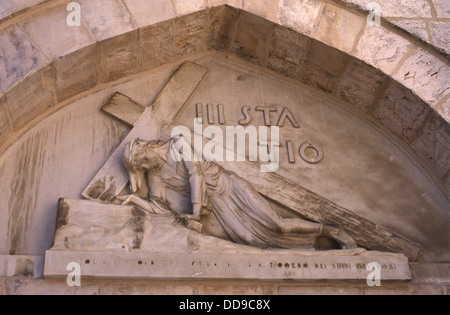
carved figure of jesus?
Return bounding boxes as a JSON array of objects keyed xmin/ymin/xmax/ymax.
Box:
[{"xmin": 119, "ymin": 138, "xmax": 357, "ymax": 250}]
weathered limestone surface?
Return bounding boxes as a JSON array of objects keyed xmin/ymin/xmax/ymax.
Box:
[
  {"xmin": 79, "ymin": 0, "xmax": 137, "ymax": 41},
  {"xmin": 243, "ymin": 0, "xmax": 280, "ymax": 22},
  {"xmin": 267, "ymin": 25, "xmax": 309, "ymax": 79},
  {"xmin": 393, "ymin": 49, "xmax": 450, "ymax": 107},
  {"xmin": 314, "ymin": 3, "xmax": 365, "ymax": 54},
  {"xmin": 337, "ymin": 0, "xmax": 449, "ymax": 55},
  {"xmin": 391, "ymin": 20, "xmax": 429, "ymax": 43},
  {"xmin": 2, "ymin": 263, "xmax": 450, "ymax": 295},
  {"xmin": 0, "ymin": 0, "xmax": 47, "ymax": 20},
  {"xmin": 340, "ymin": 0, "xmax": 433, "ymax": 18},
  {"xmin": 45, "ymin": 249, "xmax": 412, "ymax": 281},
  {"xmin": 411, "ymin": 112, "xmax": 450, "ymax": 178},
  {"xmin": 123, "ymin": 0, "xmax": 176, "ymax": 28},
  {"xmin": 0, "ymin": 93, "xmax": 12, "ymax": 147},
  {"xmin": 429, "ymin": 22, "xmax": 450, "ymax": 55},
  {"xmin": 17, "ymin": 4, "xmax": 95, "ymax": 60},
  {"xmin": 354, "ymin": 25, "xmax": 414, "ymax": 75},
  {"xmin": 231, "ymin": 12, "xmax": 274, "ymax": 66},
  {"xmin": 0, "ymin": 25, "xmax": 47, "ymax": 91},
  {"xmin": 140, "ymin": 20, "xmax": 177, "ymax": 70},
  {"xmin": 53, "ymin": 44, "xmax": 98, "ymax": 102},
  {"xmin": 278, "ymin": 0, "xmax": 323, "ymax": 36},
  {"xmin": 338, "ymin": 59, "xmax": 387, "ymax": 113},
  {"xmin": 5, "ymin": 65, "xmax": 56, "ymax": 130},
  {"xmin": 299, "ymin": 41, "xmax": 348, "ymax": 94},
  {"xmin": 174, "ymin": 0, "xmax": 209, "ymax": 16},
  {"xmin": 46, "ymin": 199, "xmax": 411, "ymax": 281},
  {"xmin": 0, "ymin": 255, "xmax": 44, "ymax": 278},
  {"xmin": 269, "ymin": 25, "xmax": 309, "ymax": 66},
  {"xmin": 0, "ymin": 1, "xmax": 448, "ymax": 125},
  {"xmin": 432, "ymin": 0, "xmax": 450, "ymax": 18},
  {"xmin": 373, "ymin": 81, "xmax": 431, "ymax": 143},
  {"xmin": 97, "ymin": 30, "xmax": 143, "ymax": 83},
  {"xmin": 173, "ymin": 10, "xmax": 210, "ymax": 60}
]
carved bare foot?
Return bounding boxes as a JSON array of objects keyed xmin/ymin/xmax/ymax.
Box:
[
  {"xmin": 322, "ymin": 226, "xmax": 357, "ymax": 249},
  {"xmin": 174, "ymin": 215, "xmax": 203, "ymax": 234},
  {"xmin": 186, "ymin": 219, "xmax": 203, "ymax": 234}
]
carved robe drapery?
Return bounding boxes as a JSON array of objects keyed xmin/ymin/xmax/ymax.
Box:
[{"xmin": 140, "ymin": 140, "xmax": 322, "ymax": 250}]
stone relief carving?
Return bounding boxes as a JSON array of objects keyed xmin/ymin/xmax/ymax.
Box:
[
  {"xmin": 45, "ymin": 62, "xmax": 418, "ymax": 280},
  {"xmin": 117, "ymin": 138, "xmax": 357, "ymax": 251}
]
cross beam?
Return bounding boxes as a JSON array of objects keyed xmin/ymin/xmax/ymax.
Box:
[{"xmin": 82, "ymin": 62, "xmax": 209, "ymax": 202}]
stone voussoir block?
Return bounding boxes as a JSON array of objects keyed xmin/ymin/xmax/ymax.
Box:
[
  {"xmin": 173, "ymin": 0, "xmax": 210, "ymax": 16},
  {"xmin": 340, "ymin": 0, "xmax": 433, "ymax": 18},
  {"xmin": 123, "ymin": 0, "xmax": 176, "ymax": 28},
  {"xmin": 411, "ymin": 111, "xmax": 450, "ymax": 178},
  {"xmin": 0, "ymin": 25, "xmax": 48, "ymax": 92},
  {"xmin": 267, "ymin": 25, "xmax": 310, "ymax": 78},
  {"xmin": 243, "ymin": 0, "xmax": 280, "ymax": 22},
  {"xmin": 173, "ymin": 10, "xmax": 211, "ymax": 60},
  {"xmin": 209, "ymin": 5, "xmax": 240, "ymax": 52},
  {"xmin": 298, "ymin": 40, "xmax": 349, "ymax": 94},
  {"xmin": 314, "ymin": 3, "xmax": 365, "ymax": 54},
  {"xmin": 211, "ymin": 0, "xmax": 242, "ymax": 9},
  {"xmin": 389, "ymin": 20, "xmax": 430, "ymax": 44},
  {"xmin": 269, "ymin": 25, "xmax": 310, "ymax": 66},
  {"xmin": 429, "ymin": 21, "xmax": 450, "ymax": 56},
  {"xmin": 17, "ymin": 4, "xmax": 95, "ymax": 61},
  {"xmin": 79, "ymin": 0, "xmax": 137, "ymax": 42},
  {"xmin": 140, "ymin": 19, "xmax": 176, "ymax": 71},
  {"xmin": 97, "ymin": 29, "xmax": 143, "ymax": 84},
  {"xmin": 338, "ymin": 58, "xmax": 387, "ymax": 113},
  {"xmin": 0, "ymin": 0, "xmax": 47, "ymax": 20},
  {"xmin": 278, "ymin": 0, "xmax": 323, "ymax": 36},
  {"xmin": 432, "ymin": 0, "xmax": 450, "ymax": 18},
  {"xmin": 53, "ymin": 44, "xmax": 98, "ymax": 103},
  {"xmin": 5, "ymin": 65, "xmax": 56, "ymax": 130},
  {"xmin": 372, "ymin": 81, "xmax": 431, "ymax": 143},
  {"xmin": 393, "ymin": 49, "xmax": 450, "ymax": 107},
  {"xmin": 354, "ymin": 24, "xmax": 414, "ymax": 75},
  {"xmin": 230, "ymin": 11, "xmax": 274, "ymax": 66}
]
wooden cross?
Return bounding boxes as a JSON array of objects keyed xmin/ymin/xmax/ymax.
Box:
[{"xmin": 82, "ymin": 62, "xmax": 420, "ymax": 261}]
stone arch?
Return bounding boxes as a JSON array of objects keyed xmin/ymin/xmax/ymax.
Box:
[
  {"xmin": 0, "ymin": 0, "xmax": 448, "ymax": 195},
  {"xmin": 0, "ymin": 1, "xmax": 448, "ymax": 262}
]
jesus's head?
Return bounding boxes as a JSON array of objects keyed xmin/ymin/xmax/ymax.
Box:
[{"xmin": 122, "ymin": 138, "xmax": 166, "ymax": 193}]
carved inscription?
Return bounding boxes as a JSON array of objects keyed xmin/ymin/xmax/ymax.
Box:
[
  {"xmin": 195, "ymin": 103, "xmax": 324, "ymax": 165},
  {"xmin": 45, "ymin": 251, "xmax": 410, "ymax": 281}
]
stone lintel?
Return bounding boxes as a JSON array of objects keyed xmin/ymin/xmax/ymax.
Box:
[{"xmin": 44, "ymin": 250, "xmax": 411, "ymax": 282}]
